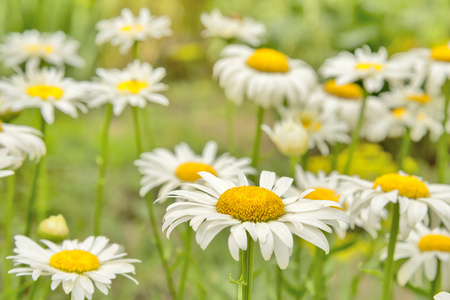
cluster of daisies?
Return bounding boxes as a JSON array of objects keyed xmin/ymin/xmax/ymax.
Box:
[{"xmin": 0, "ymin": 5, "xmax": 450, "ymax": 300}]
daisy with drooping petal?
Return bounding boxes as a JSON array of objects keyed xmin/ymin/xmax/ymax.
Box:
[
  {"xmin": 135, "ymin": 140, "xmax": 254, "ymax": 199},
  {"xmin": 0, "ymin": 121, "xmax": 46, "ymax": 161},
  {"xmin": 96, "ymin": 8, "xmax": 172, "ymax": 54},
  {"xmin": 87, "ymin": 60, "xmax": 169, "ymax": 115},
  {"xmin": 319, "ymin": 45, "xmax": 410, "ymax": 93},
  {"xmin": 0, "ymin": 148, "xmax": 23, "ymax": 177},
  {"xmin": 213, "ymin": 44, "xmax": 317, "ymax": 108},
  {"xmin": 160, "ymin": 170, "xmax": 349, "ymax": 269},
  {"xmin": 435, "ymin": 292, "xmax": 450, "ymax": 300},
  {"xmin": 0, "ymin": 66, "xmax": 87, "ymax": 124},
  {"xmin": 338, "ymin": 171, "xmax": 450, "ymax": 238},
  {"xmin": 200, "ymin": 9, "xmax": 266, "ymax": 46},
  {"xmin": 0, "ymin": 30, "xmax": 84, "ymax": 68},
  {"xmin": 387, "ymin": 224, "xmax": 450, "ymax": 288},
  {"xmin": 8, "ymin": 235, "xmax": 140, "ymax": 300}
]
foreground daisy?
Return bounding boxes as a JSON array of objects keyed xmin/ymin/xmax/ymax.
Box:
[
  {"xmin": 200, "ymin": 9, "xmax": 266, "ymax": 46},
  {"xmin": 0, "ymin": 121, "xmax": 46, "ymax": 161},
  {"xmin": 160, "ymin": 170, "xmax": 349, "ymax": 269},
  {"xmin": 8, "ymin": 235, "xmax": 140, "ymax": 300},
  {"xmin": 213, "ymin": 44, "xmax": 317, "ymax": 108},
  {"xmin": 0, "ymin": 66, "xmax": 87, "ymax": 124},
  {"xmin": 135, "ymin": 140, "xmax": 254, "ymax": 198},
  {"xmin": 0, "ymin": 30, "xmax": 84, "ymax": 68},
  {"xmin": 435, "ymin": 292, "xmax": 450, "ymax": 300},
  {"xmin": 87, "ymin": 60, "xmax": 169, "ymax": 115},
  {"xmin": 96, "ymin": 7, "xmax": 172, "ymax": 54}
]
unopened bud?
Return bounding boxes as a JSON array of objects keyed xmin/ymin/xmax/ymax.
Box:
[{"xmin": 37, "ymin": 214, "xmax": 69, "ymax": 243}]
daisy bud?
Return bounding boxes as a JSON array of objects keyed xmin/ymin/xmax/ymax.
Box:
[
  {"xmin": 37, "ymin": 214, "xmax": 69, "ymax": 242},
  {"xmin": 262, "ymin": 119, "xmax": 309, "ymax": 157}
]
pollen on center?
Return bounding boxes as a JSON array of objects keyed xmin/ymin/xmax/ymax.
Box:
[
  {"xmin": 49, "ymin": 249, "xmax": 100, "ymax": 274},
  {"xmin": 26, "ymin": 85, "xmax": 64, "ymax": 100},
  {"xmin": 418, "ymin": 234, "xmax": 450, "ymax": 252},
  {"xmin": 373, "ymin": 173, "xmax": 430, "ymax": 199},
  {"xmin": 430, "ymin": 44, "xmax": 450, "ymax": 62},
  {"xmin": 323, "ymin": 79, "xmax": 363, "ymax": 100},
  {"xmin": 175, "ymin": 162, "xmax": 217, "ymax": 182},
  {"xmin": 355, "ymin": 62, "xmax": 385, "ymax": 72},
  {"xmin": 117, "ymin": 80, "xmax": 148, "ymax": 94},
  {"xmin": 246, "ymin": 48, "xmax": 290, "ymax": 73},
  {"xmin": 304, "ymin": 187, "xmax": 342, "ymax": 210}
]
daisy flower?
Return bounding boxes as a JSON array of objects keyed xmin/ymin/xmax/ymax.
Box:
[
  {"xmin": 95, "ymin": 8, "xmax": 172, "ymax": 54},
  {"xmin": 435, "ymin": 292, "xmax": 450, "ymax": 300},
  {"xmin": 319, "ymin": 45, "xmax": 410, "ymax": 93},
  {"xmin": 87, "ymin": 60, "xmax": 169, "ymax": 115},
  {"xmin": 0, "ymin": 30, "xmax": 84, "ymax": 68},
  {"xmin": 160, "ymin": 170, "xmax": 349, "ymax": 269},
  {"xmin": 213, "ymin": 44, "xmax": 317, "ymax": 108},
  {"xmin": 388, "ymin": 224, "xmax": 450, "ymax": 288},
  {"xmin": 0, "ymin": 148, "xmax": 23, "ymax": 177},
  {"xmin": 8, "ymin": 235, "xmax": 140, "ymax": 300},
  {"xmin": 135, "ymin": 140, "xmax": 254, "ymax": 198},
  {"xmin": 338, "ymin": 171, "xmax": 450, "ymax": 238},
  {"xmin": 200, "ymin": 9, "xmax": 266, "ymax": 46},
  {"xmin": 0, "ymin": 121, "xmax": 46, "ymax": 161},
  {"xmin": 0, "ymin": 66, "xmax": 87, "ymax": 124}
]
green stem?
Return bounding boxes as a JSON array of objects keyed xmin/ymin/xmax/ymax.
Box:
[
  {"xmin": 343, "ymin": 94, "xmax": 368, "ymax": 175},
  {"xmin": 294, "ymin": 237, "xmax": 303, "ymax": 300},
  {"xmin": 437, "ymin": 84, "xmax": 450, "ymax": 183},
  {"xmin": 313, "ymin": 247, "xmax": 326, "ymax": 300},
  {"xmin": 430, "ymin": 260, "xmax": 441, "ymax": 298},
  {"xmin": 27, "ymin": 278, "xmax": 39, "ymax": 300},
  {"xmin": 331, "ymin": 143, "xmax": 341, "ymax": 171},
  {"xmin": 144, "ymin": 107, "xmax": 156, "ymax": 150},
  {"xmin": 93, "ymin": 104, "xmax": 113, "ymax": 236},
  {"xmin": 397, "ymin": 127, "xmax": 411, "ymax": 171},
  {"xmin": 145, "ymin": 195, "xmax": 177, "ymax": 299},
  {"xmin": 290, "ymin": 156, "xmax": 300, "ymax": 178},
  {"xmin": 132, "ymin": 42, "xmax": 138, "ymax": 60},
  {"xmin": 2, "ymin": 175, "xmax": 15, "ymax": 300},
  {"xmin": 239, "ymin": 233, "xmax": 254, "ymax": 300},
  {"xmin": 132, "ymin": 106, "xmax": 143, "ymax": 156},
  {"xmin": 177, "ymin": 224, "xmax": 193, "ymax": 300},
  {"xmin": 300, "ymin": 151, "xmax": 309, "ymax": 170},
  {"xmin": 276, "ymin": 268, "xmax": 283, "ymax": 300},
  {"xmin": 381, "ymin": 201, "xmax": 400, "ymax": 300},
  {"xmin": 251, "ymin": 107, "xmax": 265, "ymax": 171},
  {"xmin": 227, "ymin": 100, "xmax": 237, "ymax": 156},
  {"xmin": 24, "ymin": 116, "xmax": 46, "ymax": 236}
]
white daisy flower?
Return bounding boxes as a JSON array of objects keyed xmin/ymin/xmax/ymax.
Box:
[
  {"xmin": 160, "ymin": 170, "xmax": 349, "ymax": 269},
  {"xmin": 135, "ymin": 140, "xmax": 254, "ymax": 199},
  {"xmin": 0, "ymin": 148, "xmax": 23, "ymax": 177},
  {"xmin": 0, "ymin": 30, "xmax": 84, "ymax": 68},
  {"xmin": 200, "ymin": 9, "xmax": 266, "ymax": 46},
  {"xmin": 261, "ymin": 118, "xmax": 309, "ymax": 157},
  {"xmin": 387, "ymin": 224, "xmax": 450, "ymax": 288},
  {"xmin": 0, "ymin": 66, "xmax": 87, "ymax": 124},
  {"xmin": 213, "ymin": 44, "xmax": 317, "ymax": 108},
  {"xmin": 338, "ymin": 171, "xmax": 450, "ymax": 239},
  {"xmin": 87, "ymin": 60, "xmax": 168, "ymax": 115},
  {"xmin": 0, "ymin": 121, "xmax": 46, "ymax": 162},
  {"xmin": 435, "ymin": 292, "xmax": 450, "ymax": 300},
  {"xmin": 95, "ymin": 8, "xmax": 172, "ymax": 54},
  {"xmin": 8, "ymin": 235, "xmax": 140, "ymax": 300},
  {"xmin": 319, "ymin": 45, "xmax": 410, "ymax": 93}
]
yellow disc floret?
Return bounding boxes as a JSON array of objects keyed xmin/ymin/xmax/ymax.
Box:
[
  {"xmin": 246, "ymin": 48, "xmax": 290, "ymax": 73},
  {"xmin": 50, "ymin": 250, "xmax": 100, "ymax": 274},
  {"xmin": 323, "ymin": 79, "xmax": 363, "ymax": 100},
  {"xmin": 418, "ymin": 234, "xmax": 450, "ymax": 252},
  {"xmin": 304, "ymin": 187, "xmax": 342, "ymax": 210},
  {"xmin": 392, "ymin": 107, "xmax": 406, "ymax": 119},
  {"xmin": 373, "ymin": 173, "xmax": 429, "ymax": 199},
  {"xmin": 121, "ymin": 24, "xmax": 144, "ymax": 32},
  {"xmin": 431, "ymin": 44, "xmax": 450, "ymax": 62},
  {"xmin": 175, "ymin": 162, "xmax": 217, "ymax": 182},
  {"xmin": 355, "ymin": 62, "xmax": 385, "ymax": 72},
  {"xmin": 406, "ymin": 93, "xmax": 431, "ymax": 104},
  {"xmin": 117, "ymin": 80, "xmax": 148, "ymax": 94},
  {"xmin": 26, "ymin": 85, "xmax": 64, "ymax": 100},
  {"xmin": 216, "ymin": 185, "xmax": 285, "ymax": 222}
]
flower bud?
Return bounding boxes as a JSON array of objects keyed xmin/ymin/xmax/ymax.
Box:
[
  {"xmin": 37, "ymin": 214, "xmax": 69, "ymax": 243},
  {"xmin": 262, "ymin": 119, "xmax": 309, "ymax": 157}
]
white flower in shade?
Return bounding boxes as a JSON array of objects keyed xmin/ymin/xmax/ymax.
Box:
[
  {"xmin": 435, "ymin": 292, "xmax": 450, "ymax": 300},
  {"xmin": 160, "ymin": 170, "xmax": 349, "ymax": 269},
  {"xmin": 87, "ymin": 60, "xmax": 168, "ymax": 115},
  {"xmin": 319, "ymin": 45, "xmax": 409, "ymax": 93},
  {"xmin": 388, "ymin": 224, "xmax": 450, "ymax": 288},
  {"xmin": 0, "ymin": 148, "xmax": 22, "ymax": 177},
  {"xmin": 8, "ymin": 235, "xmax": 140, "ymax": 300},
  {"xmin": 338, "ymin": 171, "xmax": 450, "ymax": 239},
  {"xmin": 200, "ymin": 9, "xmax": 266, "ymax": 46},
  {"xmin": 135, "ymin": 140, "xmax": 254, "ymax": 199},
  {"xmin": 0, "ymin": 66, "xmax": 87, "ymax": 124},
  {"xmin": 213, "ymin": 44, "xmax": 317, "ymax": 108},
  {"xmin": 95, "ymin": 8, "xmax": 172, "ymax": 54},
  {"xmin": 0, "ymin": 121, "xmax": 46, "ymax": 161},
  {"xmin": 0, "ymin": 30, "xmax": 84, "ymax": 68},
  {"xmin": 261, "ymin": 118, "xmax": 309, "ymax": 157}
]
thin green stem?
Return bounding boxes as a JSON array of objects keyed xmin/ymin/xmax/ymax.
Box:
[
  {"xmin": 430, "ymin": 260, "xmax": 441, "ymax": 298},
  {"xmin": 294, "ymin": 237, "xmax": 303, "ymax": 300},
  {"xmin": 300, "ymin": 151, "xmax": 309, "ymax": 170},
  {"xmin": 132, "ymin": 42, "xmax": 138, "ymax": 60},
  {"xmin": 343, "ymin": 94, "xmax": 368, "ymax": 175},
  {"xmin": 313, "ymin": 248, "xmax": 326, "ymax": 300},
  {"xmin": 239, "ymin": 233, "xmax": 254, "ymax": 300},
  {"xmin": 437, "ymin": 82, "xmax": 450, "ymax": 183},
  {"xmin": 226, "ymin": 100, "xmax": 237, "ymax": 156},
  {"xmin": 27, "ymin": 279, "xmax": 39, "ymax": 300},
  {"xmin": 381, "ymin": 201, "xmax": 400, "ymax": 300},
  {"xmin": 397, "ymin": 127, "xmax": 411, "ymax": 171},
  {"xmin": 251, "ymin": 107, "xmax": 265, "ymax": 171},
  {"xmin": 177, "ymin": 224, "xmax": 193, "ymax": 300},
  {"xmin": 145, "ymin": 195, "xmax": 177, "ymax": 299},
  {"xmin": 290, "ymin": 156, "xmax": 300, "ymax": 178},
  {"xmin": 144, "ymin": 107, "xmax": 156, "ymax": 150},
  {"xmin": 276, "ymin": 268, "xmax": 283, "ymax": 300},
  {"xmin": 331, "ymin": 143, "xmax": 341, "ymax": 171},
  {"xmin": 94, "ymin": 104, "xmax": 113, "ymax": 236},
  {"xmin": 2, "ymin": 175, "xmax": 15, "ymax": 300},
  {"xmin": 132, "ymin": 106, "xmax": 143, "ymax": 156}
]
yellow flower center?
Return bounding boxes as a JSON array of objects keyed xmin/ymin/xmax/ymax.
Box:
[
  {"xmin": 323, "ymin": 79, "xmax": 363, "ymax": 100},
  {"xmin": 246, "ymin": 48, "xmax": 290, "ymax": 73},
  {"xmin": 373, "ymin": 173, "xmax": 429, "ymax": 199},
  {"xmin": 117, "ymin": 80, "xmax": 148, "ymax": 94},
  {"xmin": 406, "ymin": 93, "xmax": 431, "ymax": 104},
  {"xmin": 300, "ymin": 113, "xmax": 321, "ymax": 131},
  {"xmin": 304, "ymin": 187, "xmax": 342, "ymax": 210},
  {"xmin": 49, "ymin": 250, "xmax": 100, "ymax": 274},
  {"xmin": 392, "ymin": 107, "xmax": 406, "ymax": 119},
  {"xmin": 430, "ymin": 44, "xmax": 450, "ymax": 62},
  {"xmin": 25, "ymin": 44, "xmax": 54, "ymax": 54},
  {"xmin": 355, "ymin": 62, "xmax": 385, "ymax": 72},
  {"xmin": 26, "ymin": 85, "xmax": 64, "ymax": 100},
  {"xmin": 175, "ymin": 162, "xmax": 217, "ymax": 182},
  {"xmin": 121, "ymin": 24, "xmax": 144, "ymax": 32},
  {"xmin": 216, "ymin": 185, "xmax": 285, "ymax": 222},
  {"xmin": 418, "ymin": 234, "xmax": 450, "ymax": 252}
]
